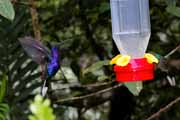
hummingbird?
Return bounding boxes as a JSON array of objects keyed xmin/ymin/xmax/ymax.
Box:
[
  {"xmin": 150, "ymin": 52, "xmax": 176, "ymax": 86},
  {"xmin": 19, "ymin": 36, "xmax": 63, "ymax": 96}
]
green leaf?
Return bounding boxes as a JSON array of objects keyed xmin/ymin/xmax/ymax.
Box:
[
  {"xmin": 0, "ymin": 114, "xmax": 5, "ymax": 120},
  {"xmin": 124, "ymin": 82, "xmax": 143, "ymax": 96},
  {"xmin": 0, "ymin": 0, "xmax": 15, "ymax": 20},
  {"xmin": 97, "ymin": 75, "xmax": 109, "ymax": 81},
  {"xmin": 0, "ymin": 103, "xmax": 9, "ymax": 113},
  {"xmin": 0, "ymin": 103, "xmax": 9, "ymax": 120},
  {"xmin": 165, "ymin": 0, "xmax": 176, "ymax": 6},
  {"xmin": 28, "ymin": 95, "xmax": 56, "ymax": 120},
  {"xmin": 0, "ymin": 74, "xmax": 7, "ymax": 102},
  {"xmin": 14, "ymin": 73, "xmax": 41, "ymax": 92},
  {"xmin": 99, "ymin": 2, "xmax": 110, "ymax": 13},
  {"xmin": 166, "ymin": 6, "xmax": 180, "ymax": 17},
  {"xmin": 14, "ymin": 84, "xmax": 40, "ymax": 103},
  {"xmin": 82, "ymin": 60, "xmax": 110, "ymax": 75}
]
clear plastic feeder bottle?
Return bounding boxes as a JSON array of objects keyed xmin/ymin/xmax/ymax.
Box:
[{"xmin": 110, "ymin": 0, "xmax": 150, "ymax": 58}]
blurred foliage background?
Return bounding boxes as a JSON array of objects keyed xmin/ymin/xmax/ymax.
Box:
[{"xmin": 0, "ymin": 0, "xmax": 179, "ymax": 120}]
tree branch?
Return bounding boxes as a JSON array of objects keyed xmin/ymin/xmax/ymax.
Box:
[
  {"xmin": 156, "ymin": 44, "xmax": 180, "ymax": 72},
  {"xmin": 165, "ymin": 44, "xmax": 180, "ymax": 59},
  {"xmin": 50, "ymin": 80, "xmax": 116, "ymax": 92},
  {"xmin": 82, "ymin": 81, "xmax": 115, "ymax": 88},
  {"xmin": 146, "ymin": 96, "xmax": 180, "ymax": 120},
  {"xmin": 56, "ymin": 83, "xmax": 122, "ymax": 104},
  {"xmin": 28, "ymin": 0, "xmax": 41, "ymax": 41}
]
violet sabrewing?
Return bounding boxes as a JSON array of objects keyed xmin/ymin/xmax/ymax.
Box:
[{"xmin": 19, "ymin": 36, "xmax": 61, "ymax": 96}]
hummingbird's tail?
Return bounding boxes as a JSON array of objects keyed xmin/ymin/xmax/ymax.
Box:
[
  {"xmin": 40, "ymin": 79, "xmax": 48, "ymax": 97},
  {"xmin": 40, "ymin": 64, "xmax": 49, "ymax": 97}
]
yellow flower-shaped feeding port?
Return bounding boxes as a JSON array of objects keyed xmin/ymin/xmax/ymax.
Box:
[
  {"xmin": 116, "ymin": 55, "xmax": 131, "ymax": 66},
  {"xmin": 110, "ymin": 54, "xmax": 122, "ymax": 65},
  {"xmin": 110, "ymin": 54, "xmax": 131, "ymax": 67},
  {"xmin": 144, "ymin": 53, "xmax": 159, "ymax": 64}
]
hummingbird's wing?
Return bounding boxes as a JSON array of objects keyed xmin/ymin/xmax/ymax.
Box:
[{"xmin": 18, "ymin": 36, "xmax": 51, "ymax": 64}]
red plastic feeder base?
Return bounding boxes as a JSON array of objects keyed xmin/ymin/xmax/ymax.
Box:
[{"xmin": 114, "ymin": 58, "xmax": 154, "ymax": 82}]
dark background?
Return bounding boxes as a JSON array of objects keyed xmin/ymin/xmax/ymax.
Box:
[{"xmin": 0, "ymin": 0, "xmax": 179, "ymax": 119}]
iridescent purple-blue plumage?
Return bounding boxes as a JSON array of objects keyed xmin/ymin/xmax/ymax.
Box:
[{"xmin": 47, "ymin": 47, "xmax": 60, "ymax": 77}]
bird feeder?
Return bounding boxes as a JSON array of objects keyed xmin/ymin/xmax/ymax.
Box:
[{"xmin": 110, "ymin": 0, "xmax": 158, "ymax": 82}]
